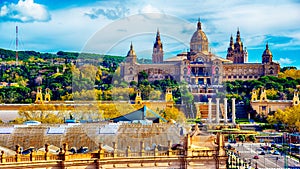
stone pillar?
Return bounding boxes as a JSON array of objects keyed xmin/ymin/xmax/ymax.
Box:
[
  {"xmin": 1, "ymin": 151, "xmax": 6, "ymax": 163},
  {"xmin": 113, "ymin": 142, "xmax": 117, "ymax": 158},
  {"xmin": 140, "ymin": 141, "xmax": 145, "ymax": 156},
  {"xmin": 224, "ymin": 98, "xmax": 228, "ymax": 124},
  {"xmin": 154, "ymin": 145, "xmax": 158, "ymax": 156},
  {"xmin": 126, "ymin": 146, "xmax": 131, "ymax": 157},
  {"xmin": 15, "ymin": 144, "xmax": 21, "ymax": 162},
  {"xmin": 167, "ymin": 140, "xmax": 172, "ymax": 156},
  {"xmin": 217, "ymin": 133, "xmax": 226, "ymax": 156},
  {"xmin": 186, "ymin": 134, "xmax": 192, "ymax": 156},
  {"xmin": 30, "ymin": 150, "xmax": 35, "ymax": 161},
  {"xmin": 45, "ymin": 143, "xmax": 50, "ymax": 160},
  {"xmin": 208, "ymin": 98, "xmax": 212, "ymax": 124},
  {"xmin": 63, "ymin": 143, "xmax": 68, "ymax": 153},
  {"xmin": 216, "ymin": 98, "xmax": 220, "ymax": 124},
  {"xmin": 58, "ymin": 148, "xmax": 63, "ymax": 161},
  {"xmin": 98, "ymin": 143, "xmax": 104, "ymax": 159},
  {"xmin": 232, "ymin": 98, "xmax": 236, "ymax": 125},
  {"xmin": 62, "ymin": 143, "xmax": 69, "ymax": 161}
]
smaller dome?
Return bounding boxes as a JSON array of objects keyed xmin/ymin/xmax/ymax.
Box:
[
  {"xmin": 263, "ymin": 43, "xmax": 272, "ymax": 56},
  {"xmin": 127, "ymin": 43, "xmax": 136, "ymax": 57}
]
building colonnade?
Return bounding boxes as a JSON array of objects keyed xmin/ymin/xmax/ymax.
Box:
[{"xmin": 207, "ymin": 98, "xmax": 236, "ymax": 125}]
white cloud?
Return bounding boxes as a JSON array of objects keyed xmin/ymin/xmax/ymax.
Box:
[
  {"xmin": 0, "ymin": 0, "xmax": 51, "ymax": 23},
  {"xmin": 1, "ymin": 0, "xmax": 300, "ymax": 64},
  {"xmin": 85, "ymin": 5, "xmax": 130, "ymax": 20},
  {"xmin": 276, "ymin": 58, "xmax": 294, "ymax": 64},
  {"xmin": 138, "ymin": 0, "xmax": 300, "ymax": 52},
  {"xmin": 139, "ymin": 4, "xmax": 162, "ymax": 14}
]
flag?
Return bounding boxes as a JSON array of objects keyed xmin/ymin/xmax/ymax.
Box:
[{"xmin": 187, "ymin": 65, "xmax": 191, "ymax": 75}]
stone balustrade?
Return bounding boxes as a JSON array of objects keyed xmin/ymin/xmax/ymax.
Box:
[{"xmin": 0, "ymin": 142, "xmax": 219, "ymax": 164}]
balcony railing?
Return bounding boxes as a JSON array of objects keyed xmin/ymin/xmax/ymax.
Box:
[{"xmin": 0, "ymin": 149, "xmax": 220, "ymax": 164}]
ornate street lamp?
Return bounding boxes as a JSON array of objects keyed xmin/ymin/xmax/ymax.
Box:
[
  {"xmin": 227, "ymin": 154, "xmax": 231, "ymax": 169},
  {"xmin": 231, "ymin": 155, "xmax": 234, "ymax": 169},
  {"xmin": 244, "ymin": 160, "xmax": 248, "ymax": 168}
]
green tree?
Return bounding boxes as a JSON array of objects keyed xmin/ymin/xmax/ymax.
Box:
[{"xmin": 249, "ymin": 135, "xmax": 256, "ymax": 142}]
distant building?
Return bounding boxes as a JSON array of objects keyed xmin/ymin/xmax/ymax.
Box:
[
  {"xmin": 120, "ymin": 19, "xmax": 280, "ymax": 93},
  {"xmin": 0, "ymin": 123, "xmax": 227, "ymax": 168},
  {"xmin": 250, "ymin": 88, "xmax": 299, "ymax": 116}
]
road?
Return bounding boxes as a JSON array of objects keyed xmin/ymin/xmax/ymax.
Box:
[{"xmin": 230, "ymin": 143, "xmax": 300, "ymax": 168}]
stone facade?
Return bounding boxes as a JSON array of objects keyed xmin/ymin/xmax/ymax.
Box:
[
  {"xmin": 120, "ymin": 20, "xmax": 280, "ymax": 87},
  {"xmin": 226, "ymin": 29, "xmax": 248, "ymax": 63},
  {"xmin": 0, "ymin": 123, "xmax": 227, "ymax": 169},
  {"xmin": 250, "ymin": 88, "xmax": 299, "ymax": 116}
]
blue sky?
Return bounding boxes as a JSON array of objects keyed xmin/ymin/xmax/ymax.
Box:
[{"xmin": 0, "ymin": 0, "xmax": 300, "ymax": 68}]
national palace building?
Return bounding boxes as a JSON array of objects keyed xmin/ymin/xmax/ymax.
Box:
[{"xmin": 120, "ymin": 19, "xmax": 280, "ymax": 88}]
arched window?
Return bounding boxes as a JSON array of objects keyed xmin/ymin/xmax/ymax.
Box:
[
  {"xmin": 215, "ymin": 67, "xmax": 219, "ymax": 75},
  {"xmin": 198, "ymin": 45, "xmax": 202, "ymax": 51},
  {"xmin": 269, "ymin": 67, "xmax": 274, "ymax": 74},
  {"xmin": 129, "ymin": 67, "xmax": 133, "ymax": 74},
  {"xmin": 184, "ymin": 68, "xmax": 187, "ymax": 75}
]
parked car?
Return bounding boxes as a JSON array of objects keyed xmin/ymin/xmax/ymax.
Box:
[
  {"xmin": 259, "ymin": 151, "xmax": 265, "ymax": 155},
  {"xmin": 69, "ymin": 147, "xmax": 77, "ymax": 154},
  {"xmin": 197, "ymin": 122, "xmax": 204, "ymax": 127},
  {"xmin": 261, "ymin": 146, "xmax": 273, "ymax": 150},
  {"xmin": 171, "ymin": 144, "xmax": 184, "ymax": 150},
  {"xmin": 21, "ymin": 147, "xmax": 35, "ymax": 155},
  {"xmin": 253, "ymin": 155, "xmax": 259, "ymax": 159},
  {"xmin": 77, "ymin": 146, "xmax": 89, "ymax": 154},
  {"xmin": 273, "ymin": 151, "xmax": 280, "ymax": 155}
]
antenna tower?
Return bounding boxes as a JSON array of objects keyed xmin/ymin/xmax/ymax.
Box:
[{"xmin": 16, "ymin": 26, "xmax": 18, "ymax": 65}]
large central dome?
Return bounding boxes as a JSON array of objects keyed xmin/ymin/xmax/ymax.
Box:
[{"xmin": 190, "ymin": 20, "xmax": 209, "ymax": 53}]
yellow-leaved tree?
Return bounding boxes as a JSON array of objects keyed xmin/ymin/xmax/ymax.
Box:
[
  {"xmin": 162, "ymin": 107, "xmax": 186, "ymax": 124},
  {"xmin": 16, "ymin": 104, "xmax": 67, "ymax": 124},
  {"xmin": 267, "ymin": 104, "xmax": 300, "ymax": 132},
  {"xmin": 265, "ymin": 88, "xmax": 278, "ymax": 100},
  {"xmin": 279, "ymin": 69, "xmax": 300, "ymax": 79}
]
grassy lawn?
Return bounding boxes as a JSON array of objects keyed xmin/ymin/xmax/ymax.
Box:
[{"xmin": 236, "ymin": 118, "xmax": 250, "ymax": 124}]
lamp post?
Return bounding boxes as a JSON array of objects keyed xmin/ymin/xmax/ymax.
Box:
[
  {"xmin": 231, "ymin": 155, "xmax": 234, "ymax": 169},
  {"xmin": 249, "ymin": 159, "xmax": 252, "ymax": 168},
  {"xmin": 227, "ymin": 153, "xmax": 231, "ymax": 169}
]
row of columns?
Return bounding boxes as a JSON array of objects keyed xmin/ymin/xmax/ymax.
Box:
[{"xmin": 207, "ymin": 98, "xmax": 236, "ymax": 125}]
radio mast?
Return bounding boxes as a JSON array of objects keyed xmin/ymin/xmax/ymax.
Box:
[{"xmin": 16, "ymin": 26, "xmax": 18, "ymax": 65}]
